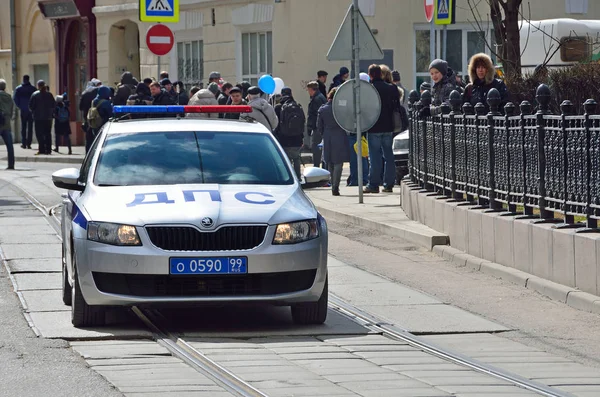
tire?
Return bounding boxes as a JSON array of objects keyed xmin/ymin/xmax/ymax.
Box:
[
  {"xmin": 291, "ymin": 276, "xmax": 328, "ymax": 325},
  {"xmin": 71, "ymin": 259, "xmax": 105, "ymax": 327},
  {"xmin": 61, "ymin": 243, "xmax": 72, "ymax": 306}
]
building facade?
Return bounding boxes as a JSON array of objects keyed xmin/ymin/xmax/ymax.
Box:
[{"xmin": 1, "ymin": 0, "xmax": 599, "ymax": 116}]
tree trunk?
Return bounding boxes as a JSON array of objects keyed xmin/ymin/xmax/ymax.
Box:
[
  {"xmin": 503, "ymin": 0, "xmax": 522, "ymax": 79},
  {"xmin": 489, "ymin": 0, "xmax": 522, "ymax": 79}
]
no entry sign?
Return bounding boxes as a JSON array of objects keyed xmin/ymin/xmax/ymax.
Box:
[
  {"xmin": 146, "ymin": 24, "xmax": 174, "ymax": 56},
  {"xmin": 424, "ymin": 0, "xmax": 434, "ymax": 22}
]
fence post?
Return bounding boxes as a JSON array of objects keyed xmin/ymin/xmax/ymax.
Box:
[
  {"xmin": 421, "ymin": 90, "xmax": 432, "ymax": 191},
  {"xmin": 475, "ymin": 102, "xmax": 487, "ymax": 206},
  {"xmin": 462, "ymin": 102, "xmax": 475, "ymax": 202},
  {"xmin": 504, "ymin": 102, "xmax": 516, "ymax": 213},
  {"xmin": 449, "ymin": 90, "xmax": 462, "ymax": 200},
  {"xmin": 440, "ymin": 102, "xmax": 451, "ymax": 195},
  {"xmin": 519, "ymin": 101, "xmax": 533, "ymax": 216},
  {"xmin": 487, "ymin": 88, "xmax": 502, "ymax": 211},
  {"xmin": 536, "ymin": 84, "xmax": 554, "ymax": 220},
  {"xmin": 560, "ymin": 100, "xmax": 575, "ymax": 225},
  {"xmin": 408, "ymin": 90, "xmax": 420, "ymax": 183},
  {"xmin": 583, "ymin": 98, "xmax": 598, "ymax": 230}
]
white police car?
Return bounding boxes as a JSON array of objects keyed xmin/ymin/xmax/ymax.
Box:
[{"xmin": 52, "ymin": 105, "xmax": 329, "ymax": 327}]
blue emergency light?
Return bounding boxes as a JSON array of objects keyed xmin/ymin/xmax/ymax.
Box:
[{"xmin": 113, "ymin": 105, "xmax": 252, "ymax": 114}]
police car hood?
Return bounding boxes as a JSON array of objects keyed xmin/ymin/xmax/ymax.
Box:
[{"xmin": 82, "ymin": 184, "xmax": 316, "ymax": 227}]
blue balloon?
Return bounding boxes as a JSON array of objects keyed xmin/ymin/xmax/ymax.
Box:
[{"xmin": 258, "ymin": 75, "xmax": 276, "ymax": 95}]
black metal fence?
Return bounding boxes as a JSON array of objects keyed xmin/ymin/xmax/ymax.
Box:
[{"xmin": 407, "ymin": 84, "xmax": 600, "ymax": 230}]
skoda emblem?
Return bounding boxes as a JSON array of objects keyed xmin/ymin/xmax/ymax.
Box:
[{"xmin": 201, "ymin": 217, "xmax": 214, "ymax": 228}]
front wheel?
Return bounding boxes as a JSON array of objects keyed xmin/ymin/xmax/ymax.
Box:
[
  {"xmin": 291, "ymin": 276, "xmax": 328, "ymax": 325},
  {"xmin": 71, "ymin": 259, "xmax": 105, "ymax": 327}
]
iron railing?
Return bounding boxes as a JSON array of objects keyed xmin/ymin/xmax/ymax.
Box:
[{"xmin": 407, "ymin": 84, "xmax": 600, "ymax": 230}]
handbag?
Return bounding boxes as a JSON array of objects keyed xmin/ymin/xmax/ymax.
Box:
[{"xmin": 353, "ymin": 136, "xmax": 369, "ymax": 157}]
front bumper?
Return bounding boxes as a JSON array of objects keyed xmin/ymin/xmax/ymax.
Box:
[{"xmin": 73, "ymin": 224, "xmax": 328, "ymax": 306}]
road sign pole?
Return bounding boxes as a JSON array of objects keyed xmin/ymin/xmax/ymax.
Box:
[
  {"xmin": 442, "ymin": 24, "xmax": 447, "ymax": 61},
  {"xmin": 430, "ymin": 19, "xmax": 435, "ymax": 70},
  {"xmin": 157, "ymin": 56, "xmax": 161, "ymax": 80},
  {"xmin": 352, "ymin": 0, "xmax": 363, "ymax": 204}
]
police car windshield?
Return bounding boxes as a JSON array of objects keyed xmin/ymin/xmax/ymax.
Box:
[{"xmin": 93, "ymin": 131, "xmax": 294, "ymax": 186}]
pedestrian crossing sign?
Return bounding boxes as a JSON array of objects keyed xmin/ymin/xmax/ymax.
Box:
[
  {"xmin": 139, "ymin": 0, "xmax": 179, "ymax": 23},
  {"xmin": 434, "ymin": 0, "xmax": 455, "ymax": 25}
]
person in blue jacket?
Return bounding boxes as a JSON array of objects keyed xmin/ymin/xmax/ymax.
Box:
[
  {"xmin": 88, "ymin": 86, "xmax": 113, "ymax": 138},
  {"xmin": 13, "ymin": 75, "xmax": 36, "ymax": 149}
]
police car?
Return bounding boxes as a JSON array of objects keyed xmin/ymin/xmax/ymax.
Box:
[{"xmin": 52, "ymin": 105, "xmax": 330, "ymax": 327}]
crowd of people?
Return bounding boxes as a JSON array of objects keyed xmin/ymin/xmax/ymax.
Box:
[{"xmin": 0, "ymin": 52, "xmax": 508, "ymax": 193}]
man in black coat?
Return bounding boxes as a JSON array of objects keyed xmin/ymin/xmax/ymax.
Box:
[
  {"xmin": 317, "ymin": 70, "xmax": 328, "ymax": 97},
  {"xmin": 307, "ymin": 81, "xmax": 326, "ymax": 167},
  {"xmin": 364, "ymin": 64, "xmax": 399, "ymax": 194},
  {"xmin": 28, "ymin": 80, "xmax": 56, "ymax": 155},
  {"xmin": 113, "ymin": 72, "xmax": 136, "ymax": 106},
  {"xmin": 13, "ymin": 75, "xmax": 36, "ymax": 148}
]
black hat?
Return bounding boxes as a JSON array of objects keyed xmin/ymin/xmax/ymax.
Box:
[
  {"xmin": 392, "ymin": 70, "xmax": 401, "ymax": 82},
  {"xmin": 247, "ymin": 86, "xmax": 262, "ymax": 95},
  {"xmin": 340, "ymin": 67, "xmax": 350, "ymax": 75},
  {"xmin": 281, "ymin": 87, "xmax": 292, "ymax": 96},
  {"xmin": 160, "ymin": 78, "xmax": 172, "ymax": 86},
  {"xmin": 317, "ymin": 70, "xmax": 328, "ymax": 77},
  {"xmin": 229, "ymin": 87, "xmax": 242, "ymax": 94}
]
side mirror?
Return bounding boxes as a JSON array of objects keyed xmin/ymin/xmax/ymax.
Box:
[
  {"xmin": 301, "ymin": 166, "xmax": 330, "ymax": 189},
  {"xmin": 52, "ymin": 168, "xmax": 84, "ymax": 191}
]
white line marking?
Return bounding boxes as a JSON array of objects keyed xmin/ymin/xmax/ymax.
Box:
[{"xmin": 149, "ymin": 36, "xmax": 171, "ymax": 44}]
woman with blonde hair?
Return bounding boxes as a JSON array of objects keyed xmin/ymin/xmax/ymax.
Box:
[{"xmin": 380, "ymin": 64, "xmax": 393, "ymax": 84}]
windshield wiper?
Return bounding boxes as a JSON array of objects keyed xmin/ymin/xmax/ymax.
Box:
[{"xmin": 96, "ymin": 183, "xmax": 123, "ymax": 187}]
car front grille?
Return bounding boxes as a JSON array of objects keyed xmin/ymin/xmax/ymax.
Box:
[
  {"xmin": 92, "ymin": 270, "xmax": 317, "ymax": 297},
  {"xmin": 146, "ymin": 225, "xmax": 268, "ymax": 251}
]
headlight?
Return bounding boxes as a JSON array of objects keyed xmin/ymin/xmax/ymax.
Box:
[
  {"xmin": 273, "ymin": 219, "xmax": 319, "ymax": 245},
  {"xmin": 87, "ymin": 222, "xmax": 142, "ymax": 246}
]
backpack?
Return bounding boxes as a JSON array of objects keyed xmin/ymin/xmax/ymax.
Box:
[
  {"xmin": 57, "ymin": 105, "xmax": 69, "ymax": 123},
  {"xmin": 87, "ymin": 99, "xmax": 107, "ymax": 129},
  {"xmin": 280, "ymin": 101, "xmax": 305, "ymax": 137}
]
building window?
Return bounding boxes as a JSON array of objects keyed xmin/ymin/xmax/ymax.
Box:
[
  {"xmin": 241, "ymin": 32, "xmax": 272, "ymax": 86},
  {"xmin": 414, "ymin": 25, "xmax": 496, "ymax": 88},
  {"xmin": 177, "ymin": 40, "xmax": 203, "ymax": 91}
]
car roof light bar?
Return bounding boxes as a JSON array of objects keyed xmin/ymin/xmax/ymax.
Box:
[{"xmin": 113, "ymin": 105, "xmax": 253, "ymax": 114}]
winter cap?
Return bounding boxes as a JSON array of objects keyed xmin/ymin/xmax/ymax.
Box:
[
  {"xmin": 420, "ymin": 81, "xmax": 431, "ymax": 91},
  {"xmin": 229, "ymin": 87, "xmax": 242, "ymax": 94},
  {"xmin": 207, "ymin": 82, "xmax": 220, "ymax": 95},
  {"xmin": 55, "ymin": 95, "xmax": 63, "ymax": 102},
  {"xmin": 37, "ymin": 80, "xmax": 45, "ymax": 87},
  {"xmin": 339, "ymin": 67, "xmax": 350, "ymax": 76},
  {"xmin": 209, "ymin": 71, "xmax": 221, "ymax": 79},
  {"xmin": 359, "ymin": 72, "xmax": 370, "ymax": 82},
  {"xmin": 317, "ymin": 70, "xmax": 328, "ymax": 77},
  {"xmin": 91, "ymin": 78, "xmax": 102, "ymax": 86},
  {"xmin": 306, "ymin": 81, "xmax": 319, "ymax": 90},
  {"xmin": 160, "ymin": 78, "xmax": 172, "ymax": 86},
  {"xmin": 281, "ymin": 87, "xmax": 292, "ymax": 96},
  {"xmin": 247, "ymin": 86, "xmax": 262, "ymax": 95},
  {"xmin": 429, "ymin": 59, "xmax": 448, "ymax": 77},
  {"xmin": 392, "ymin": 70, "xmax": 401, "ymax": 82}
]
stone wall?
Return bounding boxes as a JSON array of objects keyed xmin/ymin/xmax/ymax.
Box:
[{"xmin": 401, "ymin": 182, "xmax": 600, "ymax": 296}]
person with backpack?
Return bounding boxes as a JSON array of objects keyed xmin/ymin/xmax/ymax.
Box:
[
  {"xmin": 274, "ymin": 87, "xmax": 305, "ymax": 179},
  {"xmin": 317, "ymin": 87, "xmax": 351, "ymax": 196},
  {"xmin": 29, "ymin": 80, "xmax": 56, "ymax": 155},
  {"xmin": 307, "ymin": 81, "xmax": 327, "ymax": 168},
  {"xmin": 87, "ymin": 86, "xmax": 112, "ymax": 137},
  {"xmin": 53, "ymin": 95, "xmax": 72, "ymax": 154},
  {"xmin": 241, "ymin": 86, "xmax": 278, "ymax": 132},
  {"xmin": 80, "ymin": 79, "xmax": 101, "ymax": 153},
  {"xmin": 0, "ymin": 79, "xmax": 15, "ymax": 169}
]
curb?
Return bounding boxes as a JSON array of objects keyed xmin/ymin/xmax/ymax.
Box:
[
  {"xmin": 13, "ymin": 156, "xmax": 83, "ymax": 164},
  {"xmin": 316, "ymin": 205, "xmax": 449, "ymax": 250},
  {"xmin": 433, "ymin": 245, "xmax": 600, "ymax": 315}
]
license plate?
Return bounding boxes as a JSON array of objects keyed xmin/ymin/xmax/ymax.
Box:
[{"xmin": 169, "ymin": 257, "xmax": 247, "ymax": 275}]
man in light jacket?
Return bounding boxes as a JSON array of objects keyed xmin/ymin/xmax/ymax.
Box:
[{"xmin": 241, "ymin": 86, "xmax": 278, "ymax": 132}]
